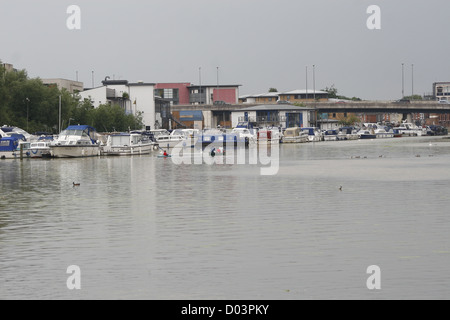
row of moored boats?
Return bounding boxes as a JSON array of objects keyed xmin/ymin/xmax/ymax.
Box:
[{"xmin": 1, "ymin": 122, "xmax": 447, "ymax": 159}]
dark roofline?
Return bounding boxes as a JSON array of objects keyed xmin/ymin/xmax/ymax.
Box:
[
  {"xmin": 237, "ymin": 104, "xmax": 315, "ymax": 112},
  {"xmin": 128, "ymin": 82, "xmax": 156, "ymax": 86},
  {"xmin": 188, "ymin": 84, "xmax": 241, "ymax": 88}
]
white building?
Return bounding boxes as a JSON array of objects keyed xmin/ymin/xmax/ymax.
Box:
[{"xmin": 79, "ymin": 80, "xmax": 161, "ymax": 130}]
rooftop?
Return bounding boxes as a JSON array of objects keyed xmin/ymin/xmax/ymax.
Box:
[{"xmin": 238, "ymin": 104, "xmax": 315, "ymax": 112}]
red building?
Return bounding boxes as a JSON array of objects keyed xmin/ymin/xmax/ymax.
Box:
[{"xmin": 155, "ymin": 83, "xmax": 191, "ymax": 105}]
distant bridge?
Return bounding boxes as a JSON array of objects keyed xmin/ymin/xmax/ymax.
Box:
[{"xmin": 171, "ymin": 101, "xmax": 450, "ymax": 114}]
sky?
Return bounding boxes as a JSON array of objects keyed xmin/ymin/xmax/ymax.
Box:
[{"xmin": 1, "ymin": 0, "xmax": 450, "ymax": 101}]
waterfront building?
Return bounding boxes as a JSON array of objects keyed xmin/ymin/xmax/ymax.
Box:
[
  {"xmin": 232, "ymin": 104, "xmax": 315, "ymax": 129},
  {"xmin": 79, "ymin": 80, "xmax": 170, "ymax": 131},
  {"xmin": 433, "ymin": 82, "xmax": 450, "ymax": 101},
  {"xmin": 155, "ymin": 83, "xmax": 191, "ymax": 106},
  {"xmin": 42, "ymin": 78, "xmax": 84, "ymax": 94},
  {"xmin": 188, "ymin": 84, "xmax": 240, "ymax": 105},
  {"xmin": 278, "ymin": 89, "xmax": 329, "ymax": 103}
]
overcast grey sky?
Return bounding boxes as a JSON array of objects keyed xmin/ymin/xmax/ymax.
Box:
[{"xmin": 1, "ymin": 0, "xmax": 449, "ymax": 100}]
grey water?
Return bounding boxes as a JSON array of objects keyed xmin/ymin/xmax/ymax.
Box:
[{"xmin": 1, "ymin": 136, "xmax": 450, "ymax": 300}]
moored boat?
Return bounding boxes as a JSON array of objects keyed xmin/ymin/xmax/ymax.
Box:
[
  {"xmin": 394, "ymin": 122, "xmax": 427, "ymax": 137},
  {"xmin": 357, "ymin": 129, "xmax": 377, "ymax": 139},
  {"xmin": 337, "ymin": 127, "xmax": 359, "ymax": 140},
  {"xmin": 50, "ymin": 125, "xmax": 101, "ymax": 158},
  {"xmin": 257, "ymin": 127, "xmax": 282, "ymax": 143},
  {"xmin": 282, "ymin": 127, "xmax": 309, "ymax": 143},
  {"xmin": 301, "ymin": 127, "xmax": 323, "ymax": 142},
  {"xmin": 0, "ymin": 136, "xmax": 32, "ymax": 159},
  {"xmin": 101, "ymin": 132, "xmax": 156, "ymax": 156},
  {"xmin": 29, "ymin": 139, "xmax": 52, "ymax": 158},
  {"xmin": 323, "ymin": 129, "xmax": 339, "ymax": 141}
]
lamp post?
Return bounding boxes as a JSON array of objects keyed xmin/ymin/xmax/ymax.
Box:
[
  {"xmin": 402, "ymin": 63, "xmax": 405, "ymax": 98},
  {"xmin": 216, "ymin": 66, "xmax": 220, "ymax": 103},
  {"xmin": 26, "ymin": 98, "xmax": 30, "ymax": 132},
  {"xmin": 313, "ymin": 65, "xmax": 316, "ymax": 101},
  {"xmin": 199, "ymin": 67, "xmax": 202, "ymax": 105},
  {"xmin": 411, "ymin": 64, "xmax": 414, "ymax": 98}
]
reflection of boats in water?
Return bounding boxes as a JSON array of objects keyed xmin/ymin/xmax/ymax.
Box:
[
  {"xmin": 282, "ymin": 127, "xmax": 309, "ymax": 143},
  {"xmin": 50, "ymin": 125, "xmax": 101, "ymax": 158},
  {"xmin": 101, "ymin": 132, "xmax": 156, "ymax": 156}
]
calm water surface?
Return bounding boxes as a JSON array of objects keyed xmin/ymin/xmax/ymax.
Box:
[{"xmin": 1, "ymin": 136, "xmax": 450, "ymax": 299}]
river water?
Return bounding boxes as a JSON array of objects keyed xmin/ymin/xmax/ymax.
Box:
[{"xmin": 1, "ymin": 136, "xmax": 450, "ymax": 300}]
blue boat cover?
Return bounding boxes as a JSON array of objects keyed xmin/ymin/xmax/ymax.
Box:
[{"xmin": 0, "ymin": 137, "xmax": 19, "ymax": 151}]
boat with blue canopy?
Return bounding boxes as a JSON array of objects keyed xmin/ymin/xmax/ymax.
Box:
[{"xmin": 50, "ymin": 125, "xmax": 101, "ymax": 158}]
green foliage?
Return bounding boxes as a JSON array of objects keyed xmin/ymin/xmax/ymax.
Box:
[
  {"xmin": 337, "ymin": 114, "xmax": 361, "ymax": 126},
  {"xmin": 0, "ymin": 63, "xmax": 143, "ymax": 133},
  {"xmin": 323, "ymin": 85, "xmax": 361, "ymax": 101},
  {"xmin": 268, "ymin": 88, "xmax": 278, "ymax": 93},
  {"xmin": 403, "ymin": 95, "xmax": 423, "ymax": 101}
]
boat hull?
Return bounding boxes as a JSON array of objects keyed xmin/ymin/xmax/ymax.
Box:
[
  {"xmin": 101, "ymin": 144, "xmax": 155, "ymax": 156},
  {"xmin": 51, "ymin": 145, "xmax": 100, "ymax": 158}
]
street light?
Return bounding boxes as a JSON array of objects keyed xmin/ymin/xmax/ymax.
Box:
[
  {"xmin": 26, "ymin": 98, "xmax": 30, "ymax": 132},
  {"xmin": 402, "ymin": 63, "xmax": 405, "ymax": 98}
]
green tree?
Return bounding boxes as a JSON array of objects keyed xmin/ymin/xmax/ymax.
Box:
[
  {"xmin": 323, "ymin": 85, "xmax": 361, "ymax": 101},
  {"xmin": 268, "ymin": 88, "xmax": 278, "ymax": 93},
  {"xmin": 337, "ymin": 114, "xmax": 361, "ymax": 126}
]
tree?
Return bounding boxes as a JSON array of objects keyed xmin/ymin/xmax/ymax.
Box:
[
  {"xmin": 337, "ymin": 114, "xmax": 361, "ymax": 126},
  {"xmin": 323, "ymin": 85, "xmax": 361, "ymax": 101},
  {"xmin": 0, "ymin": 63, "xmax": 143, "ymax": 134},
  {"xmin": 268, "ymin": 88, "xmax": 278, "ymax": 93}
]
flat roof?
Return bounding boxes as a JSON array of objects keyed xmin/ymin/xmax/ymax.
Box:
[
  {"xmin": 188, "ymin": 84, "xmax": 241, "ymax": 88},
  {"xmin": 280, "ymin": 89, "xmax": 328, "ymax": 95},
  {"xmin": 237, "ymin": 104, "xmax": 315, "ymax": 112}
]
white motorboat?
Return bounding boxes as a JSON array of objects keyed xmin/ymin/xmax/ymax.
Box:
[
  {"xmin": 101, "ymin": 132, "xmax": 157, "ymax": 156},
  {"xmin": 169, "ymin": 129, "xmax": 200, "ymax": 148},
  {"xmin": 150, "ymin": 129, "xmax": 186, "ymax": 149},
  {"xmin": 323, "ymin": 129, "xmax": 339, "ymax": 141},
  {"xmin": 301, "ymin": 127, "xmax": 323, "ymax": 142},
  {"xmin": 374, "ymin": 127, "xmax": 394, "ymax": 139},
  {"xmin": 0, "ymin": 126, "xmax": 37, "ymax": 142},
  {"xmin": 337, "ymin": 127, "xmax": 359, "ymax": 140},
  {"xmin": 394, "ymin": 122, "xmax": 427, "ymax": 137},
  {"xmin": 257, "ymin": 127, "xmax": 282, "ymax": 143},
  {"xmin": 50, "ymin": 125, "xmax": 101, "ymax": 158},
  {"xmin": 29, "ymin": 140, "xmax": 52, "ymax": 158},
  {"xmin": 0, "ymin": 137, "xmax": 32, "ymax": 159},
  {"xmin": 282, "ymin": 127, "xmax": 309, "ymax": 143}
]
